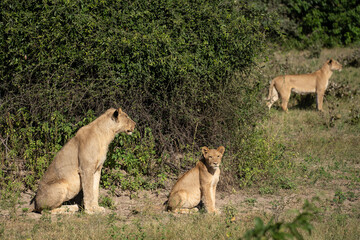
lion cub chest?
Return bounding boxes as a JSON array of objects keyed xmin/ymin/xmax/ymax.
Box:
[
  {"xmin": 210, "ymin": 170, "xmax": 220, "ymax": 186},
  {"xmin": 209, "ymin": 170, "xmax": 220, "ymax": 195}
]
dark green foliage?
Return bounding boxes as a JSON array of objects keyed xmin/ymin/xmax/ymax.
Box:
[
  {"xmin": 0, "ymin": 109, "xmax": 96, "ymax": 189},
  {"xmin": 257, "ymin": 0, "xmax": 360, "ymax": 49},
  {"xmin": 102, "ymin": 128, "xmax": 162, "ymax": 192},
  {"xmin": 1, "ymin": 1, "xmax": 276, "ymax": 190},
  {"xmin": 0, "ymin": 0, "xmax": 271, "ymax": 147},
  {"xmin": 285, "ymin": 0, "xmax": 360, "ymax": 48}
]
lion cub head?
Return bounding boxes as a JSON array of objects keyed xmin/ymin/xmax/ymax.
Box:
[
  {"xmin": 328, "ymin": 58, "xmax": 342, "ymax": 71},
  {"xmin": 201, "ymin": 146, "xmax": 225, "ymax": 170},
  {"xmin": 109, "ymin": 108, "xmax": 136, "ymax": 135}
]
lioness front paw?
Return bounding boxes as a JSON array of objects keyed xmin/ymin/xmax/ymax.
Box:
[
  {"xmin": 172, "ymin": 208, "xmax": 199, "ymax": 214},
  {"xmin": 207, "ymin": 208, "xmax": 221, "ymax": 214},
  {"xmin": 85, "ymin": 206, "xmax": 106, "ymax": 214}
]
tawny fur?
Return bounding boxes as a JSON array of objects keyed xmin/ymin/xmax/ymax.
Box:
[
  {"xmin": 167, "ymin": 146, "xmax": 225, "ymax": 214},
  {"xmin": 34, "ymin": 108, "xmax": 136, "ymax": 214},
  {"xmin": 266, "ymin": 59, "xmax": 342, "ymax": 112}
]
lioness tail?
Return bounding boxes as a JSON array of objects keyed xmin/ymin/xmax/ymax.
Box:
[{"xmin": 266, "ymin": 80, "xmax": 275, "ymax": 101}]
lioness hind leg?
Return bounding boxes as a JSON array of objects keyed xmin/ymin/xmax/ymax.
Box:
[
  {"xmin": 35, "ymin": 180, "xmax": 70, "ymax": 212},
  {"xmin": 280, "ymin": 92, "xmax": 290, "ymax": 112},
  {"xmin": 50, "ymin": 205, "xmax": 79, "ymax": 214},
  {"xmin": 172, "ymin": 208, "xmax": 199, "ymax": 214}
]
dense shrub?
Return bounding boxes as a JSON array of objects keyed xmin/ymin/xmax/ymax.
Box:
[
  {"xmin": 0, "ymin": 0, "xmax": 279, "ymax": 190},
  {"xmin": 0, "ymin": 109, "xmax": 95, "ymax": 190},
  {"xmin": 257, "ymin": 0, "xmax": 360, "ymax": 49}
]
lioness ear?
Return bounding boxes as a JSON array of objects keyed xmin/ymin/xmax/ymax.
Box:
[
  {"xmin": 201, "ymin": 147, "xmax": 209, "ymax": 156},
  {"xmin": 118, "ymin": 108, "xmax": 123, "ymax": 114},
  {"xmin": 217, "ymin": 146, "xmax": 225, "ymax": 155},
  {"xmin": 112, "ymin": 109, "xmax": 119, "ymax": 121},
  {"xmin": 328, "ymin": 59, "xmax": 333, "ymax": 64}
]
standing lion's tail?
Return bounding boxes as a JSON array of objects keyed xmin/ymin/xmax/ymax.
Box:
[
  {"xmin": 266, "ymin": 79, "xmax": 275, "ymax": 101},
  {"xmin": 265, "ymin": 79, "xmax": 279, "ymax": 110}
]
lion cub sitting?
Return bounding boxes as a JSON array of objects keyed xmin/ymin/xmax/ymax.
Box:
[{"xmin": 167, "ymin": 146, "xmax": 225, "ymax": 214}]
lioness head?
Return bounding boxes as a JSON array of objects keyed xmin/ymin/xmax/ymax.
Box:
[
  {"xmin": 201, "ymin": 146, "xmax": 225, "ymax": 169},
  {"xmin": 110, "ymin": 108, "xmax": 136, "ymax": 135},
  {"xmin": 328, "ymin": 59, "xmax": 342, "ymax": 71}
]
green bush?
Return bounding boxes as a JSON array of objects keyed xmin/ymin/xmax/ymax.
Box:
[
  {"xmin": 0, "ymin": 109, "xmax": 96, "ymax": 190},
  {"xmin": 0, "ymin": 0, "xmax": 279, "ymax": 190},
  {"xmin": 102, "ymin": 127, "xmax": 162, "ymax": 192},
  {"xmin": 1, "ymin": 0, "xmax": 275, "ymax": 145},
  {"xmin": 235, "ymin": 129, "xmax": 288, "ymax": 188},
  {"xmin": 259, "ymin": 0, "xmax": 360, "ymax": 48}
]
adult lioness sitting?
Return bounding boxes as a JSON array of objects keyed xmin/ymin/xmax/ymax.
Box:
[
  {"xmin": 33, "ymin": 108, "xmax": 136, "ymax": 214},
  {"xmin": 266, "ymin": 59, "xmax": 342, "ymax": 112},
  {"xmin": 167, "ymin": 146, "xmax": 225, "ymax": 214}
]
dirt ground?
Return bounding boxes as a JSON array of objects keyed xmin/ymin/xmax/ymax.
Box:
[{"xmin": 2, "ymin": 178, "xmax": 358, "ymax": 222}]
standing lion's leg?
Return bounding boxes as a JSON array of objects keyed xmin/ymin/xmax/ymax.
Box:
[
  {"xmin": 281, "ymin": 97, "xmax": 289, "ymax": 112},
  {"xmin": 280, "ymin": 90, "xmax": 291, "ymax": 112},
  {"xmin": 316, "ymin": 91, "xmax": 325, "ymax": 111}
]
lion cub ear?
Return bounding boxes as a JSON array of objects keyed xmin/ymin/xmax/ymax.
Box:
[
  {"xmin": 328, "ymin": 59, "xmax": 333, "ymax": 64},
  {"xmin": 217, "ymin": 146, "xmax": 225, "ymax": 155},
  {"xmin": 201, "ymin": 147, "xmax": 209, "ymax": 156}
]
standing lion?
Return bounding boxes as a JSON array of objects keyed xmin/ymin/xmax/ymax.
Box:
[
  {"xmin": 33, "ymin": 108, "xmax": 136, "ymax": 214},
  {"xmin": 266, "ymin": 59, "xmax": 342, "ymax": 112}
]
